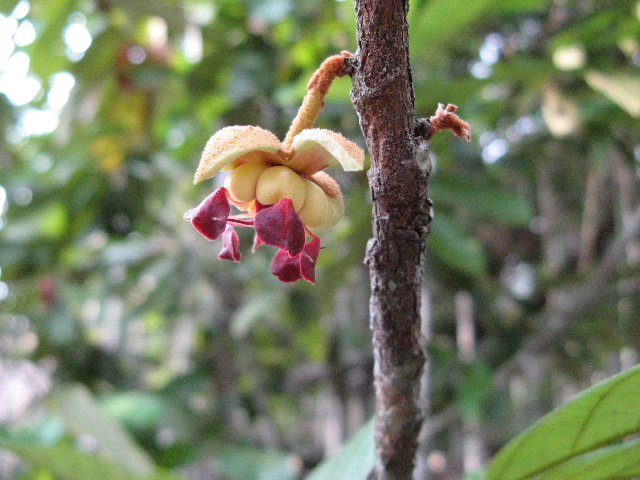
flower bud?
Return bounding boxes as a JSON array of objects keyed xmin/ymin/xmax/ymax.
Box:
[
  {"xmin": 224, "ymin": 161, "xmax": 270, "ymax": 203},
  {"xmin": 298, "ymin": 179, "xmax": 329, "ymax": 229},
  {"xmin": 256, "ymin": 166, "xmax": 307, "ymax": 211}
]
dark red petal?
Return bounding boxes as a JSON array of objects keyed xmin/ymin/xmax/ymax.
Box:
[
  {"xmin": 270, "ymin": 237, "xmax": 321, "ymax": 284},
  {"xmin": 270, "ymin": 249, "xmax": 302, "ymax": 283},
  {"xmin": 254, "ymin": 199, "xmax": 268, "ymax": 213},
  {"xmin": 184, "ymin": 188, "xmax": 230, "ymax": 240},
  {"xmin": 251, "ymin": 232, "xmax": 264, "ymax": 252},
  {"xmin": 299, "ymin": 236, "xmax": 321, "ymax": 283},
  {"xmin": 254, "ymin": 198, "xmax": 305, "ymax": 256},
  {"xmin": 218, "ymin": 225, "xmax": 241, "ymax": 262}
]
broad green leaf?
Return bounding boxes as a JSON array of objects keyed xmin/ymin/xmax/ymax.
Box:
[
  {"xmin": 306, "ymin": 418, "xmax": 375, "ymax": 480},
  {"xmin": 486, "ymin": 363, "xmax": 640, "ymax": 480},
  {"xmin": 585, "ymin": 71, "xmax": 640, "ymax": 118},
  {"xmin": 430, "ymin": 175, "xmax": 534, "ymax": 226},
  {"xmin": 428, "ymin": 215, "xmax": 488, "ymax": 277},
  {"xmin": 0, "ymin": 434, "xmax": 186, "ymax": 480},
  {"xmin": 0, "ymin": 435, "xmax": 147, "ymax": 480},
  {"xmin": 537, "ymin": 438, "xmax": 640, "ymax": 480},
  {"xmin": 51, "ymin": 384, "xmax": 156, "ymax": 476}
]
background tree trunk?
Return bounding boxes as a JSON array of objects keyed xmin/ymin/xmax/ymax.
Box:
[{"xmin": 350, "ymin": 1, "xmax": 431, "ymax": 478}]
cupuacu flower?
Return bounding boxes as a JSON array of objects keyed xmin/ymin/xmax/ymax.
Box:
[{"xmin": 184, "ymin": 52, "xmax": 365, "ymax": 283}]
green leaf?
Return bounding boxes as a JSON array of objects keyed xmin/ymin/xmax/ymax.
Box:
[
  {"xmin": 0, "ymin": 434, "xmax": 186, "ymax": 480},
  {"xmin": 585, "ymin": 71, "xmax": 640, "ymax": 118},
  {"xmin": 410, "ymin": 0, "xmax": 491, "ymax": 52},
  {"xmin": 536, "ymin": 438, "xmax": 640, "ymax": 480},
  {"xmin": 410, "ymin": 0, "xmax": 551, "ymax": 52},
  {"xmin": 430, "ymin": 175, "xmax": 534, "ymax": 226},
  {"xmin": 51, "ymin": 384, "xmax": 156, "ymax": 476},
  {"xmin": 428, "ymin": 215, "xmax": 488, "ymax": 277},
  {"xmin": 0, "ymin": 435, "xmax": 147, "ymax": 480},
  {"xmin": 306, "ymin": 418, "xmax": 375, "ymax": 480},
  {"xmin": 485, "ymin": 363, "xmax": 640, "ymax": 480}
]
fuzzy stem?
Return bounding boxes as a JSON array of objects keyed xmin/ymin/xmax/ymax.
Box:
[{"xmin": 282, "ymin": 52, "xmax": 356, "ymax": 152}]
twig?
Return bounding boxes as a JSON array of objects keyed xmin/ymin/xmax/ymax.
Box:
[{"xmin": 351, "ymin": 1, "xmax": 429, "ymax": 479}]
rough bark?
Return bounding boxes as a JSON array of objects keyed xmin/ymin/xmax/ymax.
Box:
[{"xmin": 350, "ymin": 1, "xmax": 431, "ymax": 478}]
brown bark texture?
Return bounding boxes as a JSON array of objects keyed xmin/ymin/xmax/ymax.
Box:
[{"xmin": 350, "ymin": 1, "xmax": 430, "ymax": 479}]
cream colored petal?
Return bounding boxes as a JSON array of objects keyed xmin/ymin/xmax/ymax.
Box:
[
  {"xmin": 309, "ymin": 171, "xmax": 342, "ymax": 202},
  {"xmin": 286, "ymin": 128, "xmax": 365, "ymax": 176},
  {"xmin": 194, "ymin": 125, "xmax": 283, "ymax": 184},
  {"xmin": 306, "ymin": 171, "xmax": 344, "ymax": 234},
  {"xmin": 307, "ymin": 196, "xmax": 344, "ymax": 235},
  {"xmin": 298, "ymin": 179, "xmax": 329, "ymax": 230},
  {"xmin": 255, "ymin": 166, "xmax": 307, "ymax": 211}
]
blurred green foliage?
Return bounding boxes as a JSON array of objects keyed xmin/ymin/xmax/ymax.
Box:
[{"xmin": 0, "ymin": 0, "xmax": 639, "ymax": 478}]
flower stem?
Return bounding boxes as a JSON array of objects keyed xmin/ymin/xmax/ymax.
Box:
[{"xmin": 282, "ymin": 51, "xmax": 356, "ymax": 153}]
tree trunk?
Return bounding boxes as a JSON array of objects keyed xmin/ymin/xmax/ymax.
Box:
[{"xmin": 350, "ymin": 1, "xmax": 431, "ymax": 478}]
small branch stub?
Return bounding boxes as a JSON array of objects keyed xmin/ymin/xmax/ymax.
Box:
[{"xmin": 419, "ymin": 103, "xmax": 471, "ymax": 142}]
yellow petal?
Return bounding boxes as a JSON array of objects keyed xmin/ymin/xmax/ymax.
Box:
[
  {"xmin": 255, "ymin": 166, "xmax": 307, "ymax": 211},
  {"xmin": 286, "ymin": 128, "xmax": 365, "ymax": 175},
  {"xmin": 308, "ymin": 196, "xmax": 344, "ymax": 235},
  {"xmin": 306, "ymin": 171, "xmax": 344, "ymax": 233},
  {"xmin": 224, "ymin": 161, "xmax": 270, "ymax": 203},
  {"xmin": 298, "ymin": 179, "xmax": 329, "ymax": 230},
  {"xmin": 194, "ymin": 125, "xmax": 283, "ymax": 184}
]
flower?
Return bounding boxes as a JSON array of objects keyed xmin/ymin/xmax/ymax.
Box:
[
  {"xmin": 185, "ymin": 52, "xmax": 364, "ymax": 283},
  {"xmin": 185, "ymin": 125, "xmax": 364, "ymax": 283}
]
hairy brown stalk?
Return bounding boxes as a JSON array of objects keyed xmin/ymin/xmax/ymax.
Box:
[{"xmin": 282, "ymin": 52, "xmax": 356, "ymax": 152}]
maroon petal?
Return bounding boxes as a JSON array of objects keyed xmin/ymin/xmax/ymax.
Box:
[
  {"xmin": 254, "ymin": 198, "xmax": 306, "ymax": 256},
  {"xmin": 299, "ymin": 236, "xmax": 321, "ymax": 283},
  {"xmin": 218, "ymin": 225, "xmax": 241, "ymax": 262},
  {"xmin": 270, "ymin": 249, "xmax": 302, "ymax": 283},
  {"xmin": 270, "ymin": 237, "xmax": 321, "ymax": 284},
  {"xmin": 184, "ymin": 188, "xmax": 231, "ymax": 240},
  {"xmin": 251, "ymin": 232, "xmax": 265, "ymax": 252}
]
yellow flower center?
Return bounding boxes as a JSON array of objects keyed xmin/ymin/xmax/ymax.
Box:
[{"xmin": 223, "ymin": 162, "xmax": 340, "ymax": 232}]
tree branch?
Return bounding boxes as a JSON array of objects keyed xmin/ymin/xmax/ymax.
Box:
[{"xmin": 350, "ymin": 1, "xmax": 430, "ymax": 478}]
